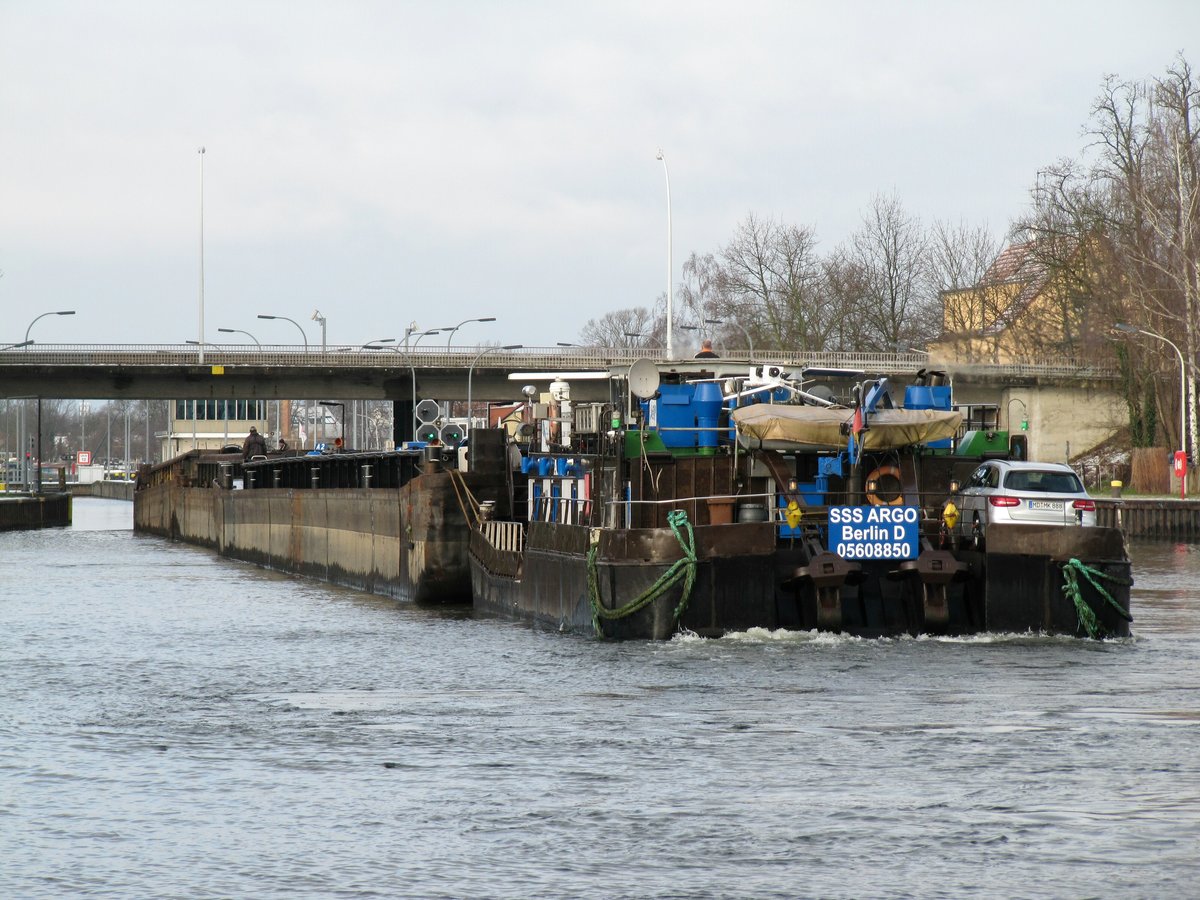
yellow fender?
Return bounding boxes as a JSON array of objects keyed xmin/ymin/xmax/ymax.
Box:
[{"xmin": 942, "ymin": 501, "xmax": 959, "ymax": 531}]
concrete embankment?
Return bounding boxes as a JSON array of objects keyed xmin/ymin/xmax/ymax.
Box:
[{"xmin": 0, "ymin": 492, "xmax": 72, "ymax": 531}]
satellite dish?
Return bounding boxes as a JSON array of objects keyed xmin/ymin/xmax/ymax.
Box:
[
  {"xmin": 416, "ymin": 424, "xmax": 440, "ymax": 443},
  {"xmin": 415, "ymin": 399, "xmax": 440, "ymax": 423},
  {"xmin": 808, "ymin": 385, "xmax": 836, "ymax": 403},
  {"xmin": 439, "ymin": 423, "xmax": 464, "ymax": 445},
  {"xmin": 628, "ymin": 358, "xmax": 661, "ymax": 399}
]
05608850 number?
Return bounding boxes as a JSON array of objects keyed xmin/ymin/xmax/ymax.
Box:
[{"xmin": 835, "ymin": 542, "xmax": 911, "ymax": 560}]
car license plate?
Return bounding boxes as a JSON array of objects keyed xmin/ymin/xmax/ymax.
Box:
[{"xmin": 1027, "ymin": 500, "xmax": 1062, "ymax": 511}]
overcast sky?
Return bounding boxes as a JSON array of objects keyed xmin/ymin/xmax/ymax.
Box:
[{"xmin": 2, "ymin": 1, "xmax": 1198, "ymax": 350}]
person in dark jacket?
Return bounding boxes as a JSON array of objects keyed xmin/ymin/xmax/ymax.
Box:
[
  {"xmin": 694, "ymin": 339, "xmax": 718, "ymax": 359},
  {"xmin": 242, "ymin": 426, "xmax": 267, "ymax": 460}
]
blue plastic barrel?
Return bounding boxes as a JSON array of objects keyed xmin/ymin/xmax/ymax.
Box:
[{"xmin": 692, "ymin": 382, "xmax": 723, "ymax": 453}]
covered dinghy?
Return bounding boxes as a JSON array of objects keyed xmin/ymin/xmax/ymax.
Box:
[{"xmin": 731, "ymin": 403, "xmax": 962, "ymax": 451}]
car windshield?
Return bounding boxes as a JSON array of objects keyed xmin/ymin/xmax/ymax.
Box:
[{"xmin": 1002, "ymin": 470, "xmax": 1083, "ymax": 493}]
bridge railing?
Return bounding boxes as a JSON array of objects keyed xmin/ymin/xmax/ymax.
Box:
[{"xmin": 0, "ymin": 344, "xmax": 1120, "ymax": 378}]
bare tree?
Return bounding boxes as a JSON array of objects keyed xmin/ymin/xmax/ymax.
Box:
[
  {"xmin": 579, "ymin": 305, "xmax": 655, "ymax": 347},
  {"xmin": 820, "ymin": 248, "xmax": 872, "ymax": 352},
  {"xmin": 715, "ymin": 213, "xmax": 831, "ymax": 353},
  {"xmin": 1025, "ymin": 57, "xmax": 1200, "ymax": 453},
  {"xmin": 846, "ymin": 193, "xmax": 935, "ymax": 351},
  {"xmin": 926, "ymin": 218, "xmax": 1011, "ymax": 358},
  {"xmin": 927, "ymin": 219, "xmax": 1002, "ymax": 295},
  {"xmin": 675, "ymin": 252, "xmax": 727, "ymax": 326}
]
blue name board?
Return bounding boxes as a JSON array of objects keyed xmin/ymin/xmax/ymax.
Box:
[{"xmin": 828, "ymin": 506, "xmax": 920, "ymax": 560}]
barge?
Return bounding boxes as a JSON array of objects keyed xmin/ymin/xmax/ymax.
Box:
[
  {"xmin": 467, "ymin": 361, "xmax": 1132, "ymax": 640},
  {"xmin": 134, "ymin": 435, "xmax": 509, "ymax": 603}
]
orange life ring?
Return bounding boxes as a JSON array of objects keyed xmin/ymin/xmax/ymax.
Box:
[{"xmin": 865, "ymin": 464, "xmax": 903, "ymax": 506}]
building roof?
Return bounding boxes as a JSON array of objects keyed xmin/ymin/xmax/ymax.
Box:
[{"xmin": 974, "ymin": 240, "xmax": 1060, "ymax": 336}]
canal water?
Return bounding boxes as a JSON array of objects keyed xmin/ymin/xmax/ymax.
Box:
[{"xmin": 3, "ymin": 499, "xmax": 1198, "ymax": 899}]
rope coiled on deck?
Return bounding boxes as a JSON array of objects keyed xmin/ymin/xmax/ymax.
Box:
[
  {"xmin": 588, "ymin": 509, "xmax": 697, "ymax": 636},
  {"xmin": 1060, "ymin": 557, "xmax": 1133, "ymax": 639}
]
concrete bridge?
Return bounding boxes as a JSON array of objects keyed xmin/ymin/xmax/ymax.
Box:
[{"xmin": 0, "ymin": 344, "xmax": 1126, "ymax": 462}]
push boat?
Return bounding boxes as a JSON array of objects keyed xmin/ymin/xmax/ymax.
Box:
[{"xmin": 466, "ymin": 360, "xmax": 1133, "ymax": 640}]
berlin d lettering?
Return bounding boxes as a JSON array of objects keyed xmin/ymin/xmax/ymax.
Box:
[{"xmin": 828, "ymin": 506, "xmax": 920, "ymax": 560}]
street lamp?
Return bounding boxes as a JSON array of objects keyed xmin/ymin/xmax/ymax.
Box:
[
  {"xmin": 705, "ymin": 317, "xmax": 754, "ymax": 362},
  {"xmin": 218, "ymin": 327, "xmax": 261, "ymax": 347},
  {"xmin": 257, "ymin": 314, "xmax": 308, "ymax": 352},
  {"xmin": 411, "ymin": 329, "xmax": 440, "ymax": 350},
  {"xmin": 442, "ymin": 317, "xmax": 496, "ymax": 347},
  {"xmin": 319, "ymin": 401, "xmax": 345, "ymax": 449},
  {"xmin": 22, "ymin": 310, "xmax": 75, "ymax": 491},
  {"xmin": 624, "ymin": 331, "xmax": 661, "ymax": 348},
  {"xmin": 1115, "ymin": 322, "xmax": 1188, "ymax": 495},
  {"xmin": 260, "ymin": 313, "xmax": 311, "ymax": 442},
  {"xmin": 198, "ymin": 146, "xmax": 205, "ymax": 364},
  {"xmin": 467, "ymin": 345, "xmax": 523, "ymax": 455},
  {"xmin": 402, "ymin": 323, "xmax": 443, "ymax": 352},
  {"xmin": 0, "ymin": 340, "xmax": 33, "ymax": 351},
  {"xmin": 655, "ymin": 148, "xmax": 673, "ymax": 358},
  {"xmin": 1006, "ymin": 397, "xmax": 1028, "ymax": 433},
  {"xmin": 367, "ymin": 330, "xmax": 440, "ymax": 443},
  {"xmin": 24, "ymin": 310, "xmax": 75, "ymax": 346}
]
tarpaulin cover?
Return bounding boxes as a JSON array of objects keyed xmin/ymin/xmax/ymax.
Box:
[{"xmin": 731, "ymin": 403, "xmax": 962, "ymax": 451}]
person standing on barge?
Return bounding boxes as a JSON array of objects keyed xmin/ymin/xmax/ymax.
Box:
[{"xmin": 242, "ymin": 426, "xmax": 266, "ymax": 460}]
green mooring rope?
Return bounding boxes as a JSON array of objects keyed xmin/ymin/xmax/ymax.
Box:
[
  {"xmin": 588, "ymin": 509, "xmax": 698, "ymax": 636},
  {"xmin": 1060, "ymin": 558, "xmax": 1133, "ymax": 639}
]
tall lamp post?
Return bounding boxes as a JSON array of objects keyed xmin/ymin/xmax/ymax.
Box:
[
  {"xmin": 1115, "ymin": 322, "xmax": 1188, "ymax": 497},
  {"xmin": 442, "ymin": 317, "xmax": 496, "ymax": 347},
  {"xmin": 467, "ymin": 345, "xmax": 523, "ymax": 458},
  {"xmin": 705, "ymin": 317, "xmax": 754, "ymax": 362},
  {"xmin": 198, "ymin": 146, "xmax": 205, "ymax": 364},
  {"xmin": 22, "ymin": 310, "xmax": 75, "ymax": 491},
  {"xmin": 655, "ymin": 148, "xmax": 673, "ymax": 358}
]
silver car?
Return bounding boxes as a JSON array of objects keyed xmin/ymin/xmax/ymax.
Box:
[{"xmin": 953, "ymin": 460, "xmax": 1096, "ymax": 549}]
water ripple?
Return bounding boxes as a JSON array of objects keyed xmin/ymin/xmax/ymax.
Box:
[{"xmin": 1, "ymin": 501, "xmax": 1199, "ymax": 898}]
